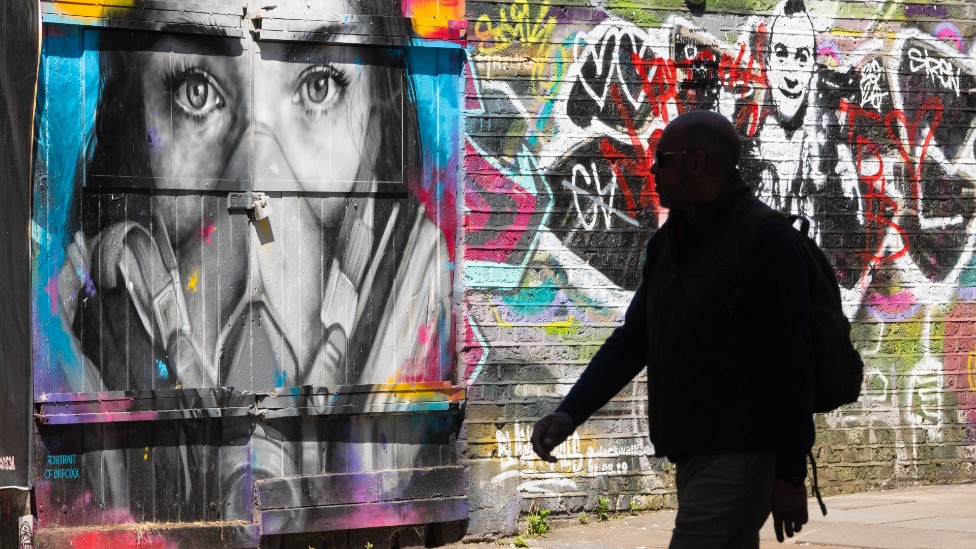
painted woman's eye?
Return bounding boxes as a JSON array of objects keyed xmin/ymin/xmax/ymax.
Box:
[
  {"xmin": 293, "ymin": 65, "xmax": 349, "ymax": 117},
  {"xmin": 305, "ymin": 73, "xmax": 330, "ymax": 103},
  {"xmin": 173, "ymin": 69, "xmax": 226, "ymax": 119}
]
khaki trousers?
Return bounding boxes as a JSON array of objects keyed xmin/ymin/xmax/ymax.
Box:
[{"xmin": 668, "ymin": 451, "xmax": 776, "ymax": 549}]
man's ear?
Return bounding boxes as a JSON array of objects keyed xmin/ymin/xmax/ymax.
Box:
[{"xmin": 687, "ymin": 149, "xmax": 708, "ymax": 177}]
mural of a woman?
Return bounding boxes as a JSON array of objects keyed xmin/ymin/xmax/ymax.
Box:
[
  {"xmin": 48, "ymin": 0, "xmax": 456, "ymax": 525},
  {"xmin": 60, "ymin": 4, "xmax": 451, "ymax": 394}
]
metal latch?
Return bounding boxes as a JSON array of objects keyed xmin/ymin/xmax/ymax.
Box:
[{"xmin": 227, "ymin": 192, "xmax": 273, "ymax": 220}]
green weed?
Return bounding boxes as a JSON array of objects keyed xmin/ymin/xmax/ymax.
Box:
[
  {"xmin": 595, "ymin": 496, "xmax": 611, "ymax": 521},
  {"xmin": 629, "ymin": 498, "xmax": 646, "ymax": 515},
  {"xmin": 527, "ymin": 508, "xmax": 550, "ymax": 537}
]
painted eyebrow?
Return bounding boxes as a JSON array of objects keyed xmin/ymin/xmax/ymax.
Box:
[
  {"xmin": 160, "ymin": 20, "xmax": 240, "ymax": 56},
  {"xmin": 282, "ymin": 22, "xmax": 375, "ymax": 56}
]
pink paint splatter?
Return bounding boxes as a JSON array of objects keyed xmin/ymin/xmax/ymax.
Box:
[
  {"xmin": 199, "ymin": 224, "xmax": 217, "ymax": 244},
  {"xmin": 45, "ymin": 277, "xmax": 59, "ymax": 315},
  {"xmin": 934, "ymin": 23, "xmax": 964, "ymax": 53},
  {"xmin": 816, "ymin": 41, "xmax": 842, "ymax": 66},
  {"xmin": 70, "ymin": 531, "xmax": 178, "ymax": 549},
  {"xmin": 865, "ymin": 289, "xmax": 921, "ymax": 320},
  {"xmin": 463, "ymin": 141, "xmax": 537, "ymax": 263}
]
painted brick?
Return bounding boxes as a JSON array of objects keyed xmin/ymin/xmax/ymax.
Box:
[{"xmin": 459, "ymin": 0, "xmax": 976, "ymax": 538}]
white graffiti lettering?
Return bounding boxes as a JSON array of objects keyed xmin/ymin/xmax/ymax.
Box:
[
  {"xmin": 859, "ymin": 58, "xmax": 886, "ymax": 110},
  {"xmin": 564, "ymin": 162, "xmax": 638, "ymax": 231},
  {"xmin": 494, "ymin": 422, "xmax": 645, "ymax": 480},
  {"xmin": 908, "ymin": 46, "xmax": 961, "ymax": 96},
  {"xmin": 573, "ymin": 25, "xmax": 649, "ymax": 111}
]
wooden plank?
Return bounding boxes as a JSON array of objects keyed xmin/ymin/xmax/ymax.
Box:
[
  {"xmin": 277, "ymin": 193, "xmax": 301, "ymax": 392},
  {"xmin": 255, "ymin": 13, "xmax": 466, "ymax": 46},
  {"xmin": 81, "ymin": 422, "xmax": 104, "ymax": 526},
  {"xmin": 35, "ymin": 521, "xmax": 260, "ymax": 549},
  {"xmin": 38, "ymin": 395, "xmax": 254, "ymax": 413},
  {"xmin": 370, "ymin": 414, "xmax": 396, "ymax": 471},
  {"xmin": 395, "ymin": 413, "xmax": 446, "ymax": 469},
  {"xmin": 269, "ymin": 381, "xmax": 461, "ymax": 396},
  {"xmin": 41, "ymin": 0, "xmax": 243, "ymax": 36},
  {"xmin": 322, "ymin": 415, "xmax": 352, "ymax": 474},
  {"xmin": 179, "ymin": 420, "xmax": 206, "ymax": 521},
  {"xmin": 36, "ymin": 386, "xmax": 463, "ymax": 422},
  {"xmin": 97, "ymin": 193, "xmax": 129, "ymax": 391},
  {"xmin": 99, "ymin": 422, "xmax": 132, "ymax": 524},
  {"xmin": 260, "ymin": 496, "xmax": 467, "ymax": 536},
  {"xmin": 217, "ymin": 417, "xmax": 253, "ymax": 522},
  {"xmin": 37, "ymin": 387, "xmax": 253, "ymax": 402},
  {"xmin": 298, "ymin": 416, "xmax": 322, "ymax": 477},
  {"xmin": 256, "ymin": 465, "xmax": 465, "ymax": 510},
  {"xmin": 37, "ymin": 407, "xmax": 253, "ymax": 425},
  {"xmin": 267, "ymin": 418, "xmax": 300, "ymax": 480},
  {"xmin": 172, "ymin": 191, "xmax": 202, "ymax": 390},
  {"xmin": 346, "ymin": 414, "xmax": 372, "ymax": 473},
  {"xmin": 260, "ymin": 401, "xmax": 457, "ymax": 419},
  {"xmin": 217, "ymin": 180, "xmax": 252, "ymax": 391},
  {"xmin": 296, "ymin": 194, "xmax": 322, "ymax": 386},
  {"xmin": 125, "ymin": 421, "xmax": 153, "ymax": 523},
  {"xmin": 76, "ymin": 191, "xmax": 105, "ymax": 393},
  {"xmin": 199, "ymin": 192, "xmax": 222, "ymax": 389},
  {"xmin": 124, "ymin": 191, "xmax": 156, "ymax": 392},
  {"xmin": 152, "ymin": 421, "xmax": 182, "ymax": 523},
  {"xmin": 34, "ymin": 424, "xmax": 84, "ymax": 528}
]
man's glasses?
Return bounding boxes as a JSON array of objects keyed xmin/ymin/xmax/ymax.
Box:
[{"xmin": 654, "ymin": 149, "xmax": 695, "ymax": 165}]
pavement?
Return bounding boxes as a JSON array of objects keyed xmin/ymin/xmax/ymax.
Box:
[{"xmin": 446, "ymin": 482, "xmax": 976, "ymax": 548}]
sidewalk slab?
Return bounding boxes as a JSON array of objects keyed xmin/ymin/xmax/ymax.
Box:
[{"xmin": 447, "ymin": 482, "xmax": 976, "ymax": 549}]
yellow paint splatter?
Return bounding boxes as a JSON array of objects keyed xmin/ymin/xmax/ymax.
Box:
[
  {"xmin": 544, "ymin": 315, "xmax": 577, "ymax": 337},
  {"xmin": 50, "ymin": 0, "xmax": 136, "ymax": 19},
  {"xmin": 406, "ymin": 0, "xmax": 462, "ymax": 37},
  {"xmin": 967, "ymin": 351, "xmax": 976, "ymax": 395},
  {"xmin": 186, "ymin": 268, "xmax": 200, "ymax": 293},
  {"xmin": 830, "ymin": 28, "xmax": 897, "ymax": 40},
  {"xmin": 492, "ymin": 306, "xmax": 513, "ymax": 329}
]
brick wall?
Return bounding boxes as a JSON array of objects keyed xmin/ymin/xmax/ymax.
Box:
[{"xmin": 459, "ymin": 0, "xmax": 976, "ymax": 536}]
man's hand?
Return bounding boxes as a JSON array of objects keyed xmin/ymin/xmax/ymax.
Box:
[
  {"xmin": 770, "ymin": 478, "xmax": 809, "ymax": 542},
  {"xmin": 530, "ymin": 412, "xmax": 575, "ymax": 463}
]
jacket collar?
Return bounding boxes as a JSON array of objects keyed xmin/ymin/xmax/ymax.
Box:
[{"xmin": 667, "ymin": 171, "xmax": 750, "ymax": 229}]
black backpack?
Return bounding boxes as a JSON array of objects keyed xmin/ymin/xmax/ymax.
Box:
[
  {"xmin": 735, "ymin": 206, "xmax": 864, "ymax": 413},
  {"xmin": 735, "ymin": 206, "xmax": 865, "ymax": 516}
]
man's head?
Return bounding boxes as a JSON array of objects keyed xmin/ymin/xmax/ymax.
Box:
[
  {"xmin": 650, "ymin": 110, "xmax": 741, "ymax": 214},
  {"xmin": 767, "ymin": 0, "xmax": 815, "ymax": 127}
]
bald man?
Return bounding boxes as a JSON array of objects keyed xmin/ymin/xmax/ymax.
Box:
[{"xmin": 532, "ymin": 111, "xmax": 815, "ymax": 547}]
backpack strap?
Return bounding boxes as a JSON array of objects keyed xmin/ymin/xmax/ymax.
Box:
[
  {"xmin": 733, "ymin": 207, "xmax": 829, "ymax": 516},
  {"xmin": 729, "ymin": 205, "xmax": 783, "ymax": 311},
  {"xmin": 809, "ymin": 451, "xmax": 828, "ymax": 516}
]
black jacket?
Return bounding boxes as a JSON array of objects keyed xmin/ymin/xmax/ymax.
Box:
[{"xmin": 556, "ymin": 173, "xmax": 815, "ymax": 480}]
